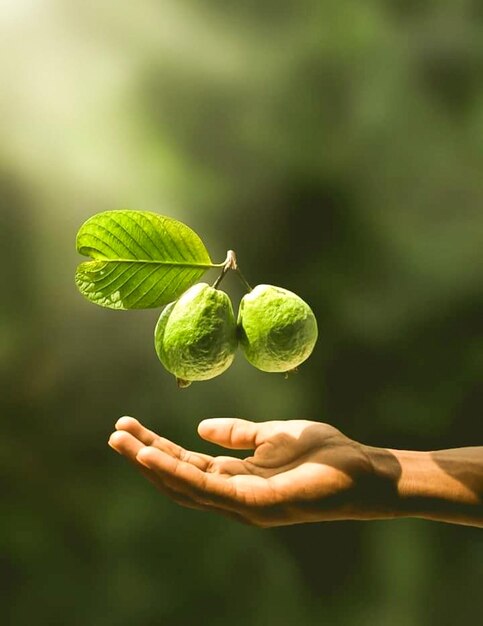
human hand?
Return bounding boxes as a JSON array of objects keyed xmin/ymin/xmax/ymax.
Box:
[{"xmin": 108, "ymin": 416, "xmax": 391, "ymax": 527}]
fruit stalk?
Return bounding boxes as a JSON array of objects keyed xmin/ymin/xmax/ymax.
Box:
[
  {"xmin": 212, "ymin": 250, "xmax": 238, "ymax": 289},
  {"xmin": 212, "ymin": 249, "xmax": 252, "ymax": 292},
  {"xmin": 235, "ymin": 267, "xmax": 252, "ymax": 292}
]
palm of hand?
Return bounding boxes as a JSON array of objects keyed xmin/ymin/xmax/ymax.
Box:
[{"xmin": 220, "ymin": 421, "xmax": 374, "ymax": 523}]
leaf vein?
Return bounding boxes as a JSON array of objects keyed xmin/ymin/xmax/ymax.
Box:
[
  {"xmin": 83, "ymin": 264, "xmax": 135, "ymax": 292},
  {"xmin": 121, "ymin": 265, "xmax": 166, "ymax": 303},
  {"xmin": 160, "ymin": 220, "xmax": 188, "ymax": 262},
  {"xmin": 175, "ymin": 221, "xmax": 204, "ymax": 262},
  {"xmin": 88, "ymin": 223, "xmax": 138, "ymax": 258},
  {"xmin": 106, "ymin": 215, "xmax": 151, "ymax": 259},
  {"xmin": 144, "ymin": 212, "xmax": 186, "ymax": 261},
  {"xmin": 78, "ymin": 234, "xmax": 119, "ymax": 258},
  {"xmin": 106, "ymin": 264, "xmax": 147, "ymax": 301},
  {"xmin": 128, "ymin": 212, "xmax": 167, "ymax": 260}
]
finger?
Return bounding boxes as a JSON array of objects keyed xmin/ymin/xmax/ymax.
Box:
[
  {"xmin": 115, "ymin": 416, "xmax": 160, "ymax": 445},
  {"xmin": 108, "ymin": 431, "xmax": 208, "ymax": 511},
  {"xmin": 149, "ymin": 437, "xmax": 214, "ymax": 472},
  {"xmin": 108, "ymin": 429, "xmax": 143, "ymax": 460},
  {"xmin": 115, "ymin": 416, "xmax": 214, "ymax": 471},
  {"xmin": 209, "ymin": 455, "xmax": 255, "ymax": 476},
  {"xmin": 114, "ymin": 418, "xmax": 253, "ymax": 476},
  {"xmin": 198, "ymin": 418, "xmax": 273, "ymax": 450},
  {"xmin": 136, "ymin": 445, "xmax": 241, "ymax": 508},
  {"xmin": 109, "ymin": 434, "xmax": 268, "ymax": 524},
  {"xmin": 135, "ymin": 463, "xmax": 252, "ymax": 523}
]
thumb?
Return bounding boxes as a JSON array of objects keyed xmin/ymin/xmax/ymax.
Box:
[{"xmin": 198, "ymin": 418, "xmax": 265, "ymax": 450}]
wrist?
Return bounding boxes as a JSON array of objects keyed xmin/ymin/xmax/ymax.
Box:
[
  {"xmin": 370, "ymin": 447, "xmax": 432, "ymax": 518},
  {"xmin": 359, "ymin": 445, "xmax": 406, "ymax": 519}
]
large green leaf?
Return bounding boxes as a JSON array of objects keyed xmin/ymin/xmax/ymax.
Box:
[{"xmin": 75, "ymin": 210, "xmax": 219, "ymax": 309}]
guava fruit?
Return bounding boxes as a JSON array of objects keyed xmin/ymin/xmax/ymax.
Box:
[
  {"xmin": 237, "ymin": 284, "xmax": 318, "ymax": 373},
  {"xmin": 154, "ymin": 283, "xmax": 237, "ymax": 387}
]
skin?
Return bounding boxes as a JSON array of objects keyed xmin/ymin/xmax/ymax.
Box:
[{"xmin": 108, "ymin": 417, "xmax": 483, "ymax": 528}]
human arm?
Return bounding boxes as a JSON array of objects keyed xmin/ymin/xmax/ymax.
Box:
[
  {"xmin": 108, "ymin": 417, "xmax": 483, "ymax": 528},
  {"xmin": 369, "ymin": 445, "xmax": 483, "ymax": 527}
]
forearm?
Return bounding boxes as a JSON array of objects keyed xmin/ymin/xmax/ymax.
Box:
[{"xmin": 367, "ymin": 446, "xmax": 483, "ymax": 527}]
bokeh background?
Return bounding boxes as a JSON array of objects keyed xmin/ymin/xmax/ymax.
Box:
[{"xmin": 1, "ymin": 1, "xmax": 482, "ymax": 625}]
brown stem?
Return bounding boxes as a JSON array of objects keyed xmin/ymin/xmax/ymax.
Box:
[
  {"xmin": 212, "ymin": 250, "xmax": 237, "ymax": 289},
  {"xmin": 235, "ymin": 267, "xmax": 252, "ymax": 292}
]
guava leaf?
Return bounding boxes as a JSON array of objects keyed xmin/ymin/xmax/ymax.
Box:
[{"xmin": 75, "ymin": 210, "xmax": 218, "ymax": 309}]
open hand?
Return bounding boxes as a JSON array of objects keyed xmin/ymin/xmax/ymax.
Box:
[{"xmin": 108, "ymin": 416, "xmax": 383, "ymax": 527}]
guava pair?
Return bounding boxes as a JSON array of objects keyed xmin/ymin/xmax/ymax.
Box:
[{"xmin": 154, "ymin": 283, "xmax": 318, "ymax": 387}]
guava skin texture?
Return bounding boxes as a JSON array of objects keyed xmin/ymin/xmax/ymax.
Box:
[
  {"xmin": 237, "ymin": 284, "xmax": 318, "ymax": 373},
  {"xmin": 154, "ymin": 283, "xmax": 238, "ymax": 385}
]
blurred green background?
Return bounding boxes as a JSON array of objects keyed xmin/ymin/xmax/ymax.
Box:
[{"xmin": 1, "ymin": 1, "xmax": 482, "ymax": 625}]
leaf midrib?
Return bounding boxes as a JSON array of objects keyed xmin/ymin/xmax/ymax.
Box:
[{"xmin": 80, "ymin": 258, "xmax": 221, "ymax": 268}]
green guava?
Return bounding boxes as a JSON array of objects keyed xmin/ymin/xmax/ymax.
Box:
[
  {"xmin": 237, "ymin": 284, "xmax": 318, "ymax": 373},
  {"xmin": 154, "ymin": 283, "xmax": 238, "ymax": 387}
]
